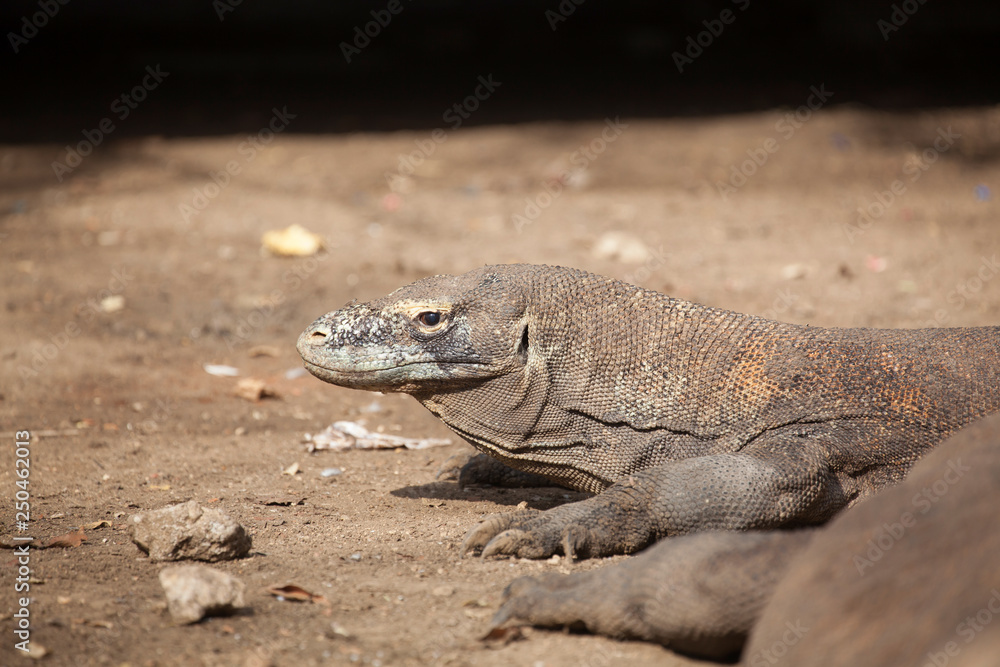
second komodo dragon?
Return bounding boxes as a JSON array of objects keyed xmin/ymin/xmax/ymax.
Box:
[{"xmin": 297, "ymin": 263, "xmax": 1000, "ymax": 559}]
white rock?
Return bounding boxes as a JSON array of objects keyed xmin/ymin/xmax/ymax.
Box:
[
  {"xmin": 592, "ymin": 231, "xmax": 650, "ymax": 264},
  {"xmin": 159, "ymin": 564, "xmax": 246, "ymax": 624},
  {"xmin": 129, "ymin": 500, "xmax": 252, "ymax": 562}
]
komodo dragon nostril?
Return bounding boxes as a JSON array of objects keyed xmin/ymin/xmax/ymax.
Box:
[{"xmin": 308, "ymin": 329, "xmax": 329, "ymax": 344}]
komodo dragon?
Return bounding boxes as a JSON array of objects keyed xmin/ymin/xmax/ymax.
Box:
[
  {"xmin": 492, "ymin": 412, "xmax": 1000, "ymax": 664},
  {"xmin": 296, "ymin": 264, "xmax": 1000, "ymax": 560}
]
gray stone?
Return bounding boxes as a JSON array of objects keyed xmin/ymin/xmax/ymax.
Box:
[
  {"xmin": 159, "ymin": 564, "xmax": 246, "ymax": 624},
  {"xmin": 129, "ymin": 500, "xmax": 251, "ymax": 562}
]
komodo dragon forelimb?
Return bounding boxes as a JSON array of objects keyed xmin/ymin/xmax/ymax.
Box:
[
  {"xmin": 297, "ymin": 264, "xmax": 1000, "ymax": 559},
  {"xmin": 494, "ymin": 413, "xmax": 1000, "ymax": 663},
  {"xmin": 464, "ymin": 435, "xmax": 843, "ymax": 559}
]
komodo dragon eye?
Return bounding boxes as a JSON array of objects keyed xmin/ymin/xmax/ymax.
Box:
[
  {"xmin": 413, "ymin": 310, "xmax": 447, "ymax": 332},
  {"xmin": 417, "ymin": 311, "xmax": 441, "ymax": 326}
]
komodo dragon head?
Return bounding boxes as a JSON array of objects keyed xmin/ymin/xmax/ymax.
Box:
[
  {"xmin": 297, "ymin": 265, "xmax": 534, "ymax": 393},
  {"xmin": 297, "ymin": 263, "xmax": 649, "ymax": 492}
]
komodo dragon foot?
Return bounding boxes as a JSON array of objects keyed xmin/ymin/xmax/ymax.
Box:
[
  {"xmin": 437, "ymin": 452, "xmax": 559, "ymax": 489},
  {"xmin": 463, "ymin": 473, "xmax": 660, "ymax": 559}
]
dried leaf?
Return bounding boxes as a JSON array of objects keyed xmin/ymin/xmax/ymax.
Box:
[
  {"xmin": 482, "ymin": 625, "xmax": 524, "ymax": 646},
  {"xmin": 83, "ymin": 520, "xmax": 111, "ymax": 530},
  {"xmin": 262, "ymin": 224, "xmax": 324, "ymax": 257},
  {"xmin": 462, "ymin": 598, "xmax": 489, "ymax": 608},
  {"xmin": 265, "ymin": 584, "xmax": 328, "ymax": 604},
  {"xmin": 0, "ymin": 536, "xmax": 36, "ymax": 549},
  {"xmin": 248, "ymin": 345, "xmax": 281, "ymax": 358},
  {"xmin": 43, "ymin": 528, "xmax": 86, "ymax": 548},
  {"xmin": 255, "ymin": 496, "xmax": 306, "ymax": 506}
]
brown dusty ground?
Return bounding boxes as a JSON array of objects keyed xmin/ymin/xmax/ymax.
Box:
[{"xmin": 2, "ymin": 106, "xmax": 1000, "ymax": 666}]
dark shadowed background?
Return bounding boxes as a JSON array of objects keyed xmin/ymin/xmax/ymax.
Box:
[{"xmin": 3, "ymin": 0, "xmax": 999, "ymax": 141}]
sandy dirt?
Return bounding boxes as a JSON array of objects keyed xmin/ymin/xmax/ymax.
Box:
[{"xmin": 2, "ymin": 105, "xmax": 1000, "ymax": 666}]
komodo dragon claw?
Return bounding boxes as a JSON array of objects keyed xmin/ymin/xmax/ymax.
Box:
[{"xmin": 461, "ymin": 509, "xmax": 541, "ymax": 556}]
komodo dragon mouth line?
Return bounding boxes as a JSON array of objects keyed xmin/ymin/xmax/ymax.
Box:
[{"xmin": 301, "ymin": 359, "xmax": 488, "ymax": 374}]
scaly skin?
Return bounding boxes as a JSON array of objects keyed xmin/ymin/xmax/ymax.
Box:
[{"xmin": 297, "ymin": 264, "xmax": 1000, "ymax": 559}]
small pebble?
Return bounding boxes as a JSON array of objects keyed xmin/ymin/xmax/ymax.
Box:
[
  {"xmin": 381, "ymin": 193, "xmax": 401, "ymax": 212},
  {"xmin": 780, "ymin": 263, "xmax": 807, "ymax": 280},
  {"xmin": 321, "ymin": 468, "xmax": 342, "ymax": 478},
  {"xmin": 204, "ymin": 364, "xmax": 240, "ymax": 377},
  {"xmin": 830, "ymin": 132, "xmax": 851, "ymax": 150}
]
